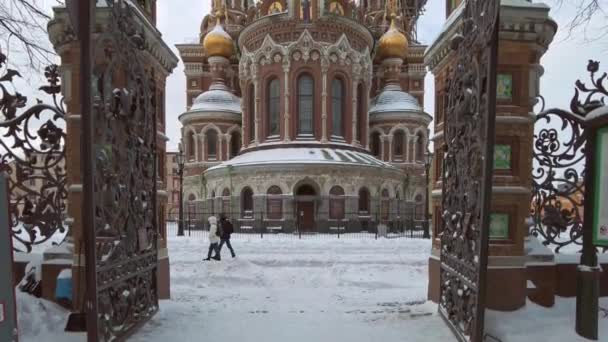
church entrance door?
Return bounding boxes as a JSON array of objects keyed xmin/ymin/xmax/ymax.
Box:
[{"xmin": 295, "ymin": 184, "xmax": 317, "ymax": 232}]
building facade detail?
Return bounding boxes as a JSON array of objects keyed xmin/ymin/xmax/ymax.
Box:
[{"xmin": 175, "ymin": 0, "xmax": 431, "ymax": 231}]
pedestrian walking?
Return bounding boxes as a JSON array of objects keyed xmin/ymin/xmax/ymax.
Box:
[
  {"xmin": 204, "ymin": 216, "xmax": 221, "ymax": 261},
  {"xmin": 218, "ymin": 214, "xmax": 236, "ymax": 258}
]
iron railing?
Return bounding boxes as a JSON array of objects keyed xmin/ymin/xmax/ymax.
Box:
[{"xmin": 168, "ymin": 210, "xmax": 428, "ymax": 239}]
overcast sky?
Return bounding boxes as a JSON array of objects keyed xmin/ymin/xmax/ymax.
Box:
[{"xmin": 15, "ymin": 0, "xmax": 608, "ymax": 152}]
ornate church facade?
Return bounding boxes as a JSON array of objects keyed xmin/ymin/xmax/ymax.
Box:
[{"xmin": 176, "ymin": 0, "xmax": 430, "ymax": 232}]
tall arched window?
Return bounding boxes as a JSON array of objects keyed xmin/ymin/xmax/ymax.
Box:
[
  {"xmin": 371, "ymin": 132, "xmax": 381, "ymax": 158},
  {"xmin": 415, "ymin": 194, "xmax": 424, "ymax": 220},
  {"xmin": 222, "ymin": 188, "xmax": 231, "ymax": 215},
  {"xmin": 394, "ymin": 130, "xmax": 405, "ymax": 161},
  {"xmin": 267, "ymin": 186, "xmax": 283, "ymax": 220},
  {"xmin": 248, "ymin": 84, "xmax": 255, "ymax": 143},
  {"xmin": 329, "ymin": 186, "xmax": 345, "ymax": 220},
  {"xmin": 241, "ymin": 187, "xmax": 254, "ymax": 218},
  {"xmin": 267, "ymin": 78, "xmax": 280, "ymax": 137},
  {"xmin": 187, "ymin": 131, "xmax": 195, "ymax": 161},
  {"xmin": 331, "ymin": 78, "xmax": 344, "ymax": 138},
  {"xmin": 356, "ymin": 83, "xmax": 364, "ymax": 142},
  {"xmin": 187, "ymin": 193, "xmax": 196, "ymax": 217},
  {"xmin": 416, "ymin": 132, "xmax": 425, "ymax": 162},
  {"xmin": 230, "ymin": 131, "xmax": 241, "ymax": 157},
  {"xmin": 298, "ymin": 74, "xmax": 314, "ymax": 136},
  {"xmin": 381, "ymin": 189, "xmax": 390, "ymax": 221},
  {"xmin": 358, "ymin": 187, "xmax": 370, "ymax": 214},
  {"xmin": 207, "ymin": 130, "xmax": 218, "ymax": 160}
]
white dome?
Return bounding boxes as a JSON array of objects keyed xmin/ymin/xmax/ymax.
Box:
[
  {"xmin": 190, "ymin": 83, "xmax": 242, "ymax": 114},
  {"xmin": 369, "ymin": 84, "xmax": 422, "ymax": 115}
]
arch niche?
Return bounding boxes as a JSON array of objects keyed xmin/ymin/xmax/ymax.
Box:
[{"xmin": 294, "ymin": 180, "xmax": 319, "ymax": 232}]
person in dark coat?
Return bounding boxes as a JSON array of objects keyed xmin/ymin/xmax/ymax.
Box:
[{"xmin": 218, "ymin": 214, "xmax": 236, "ymax": 258}]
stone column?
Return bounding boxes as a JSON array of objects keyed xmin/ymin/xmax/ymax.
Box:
[
  {"xmin": 225, "ymin": 133, "xmax": 232, "ymax": 159},
  {"xmin": 387, "ymin": 134, "xmax": 394, "ymax": 162},
  {"xmin": 240, "ymin": 79, "xmax": 248, "ymax": 150},
  {"xmin": 254, "ymin": 75, "xmax": 260, "ymax": 145},
  {"xmin": 283, "ymin": 59, "xmax": 291, "ymax": 142},
  {"xmin": 321, "ymin": 59, "xmax": 329, "ymax": 142},
  {"xmin": 351, "ymin": 76, "xmax": 359, "ymax": 145}
]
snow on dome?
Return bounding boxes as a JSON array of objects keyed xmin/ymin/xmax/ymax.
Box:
[
  {"xmin": 189, "ymin": 83, "xmax": 242, "ymax": 114},
  {"xmin": 368, "ymin": 84, "xmax": 422, "ymax": 115},
  {"xmin": 207, "ymin": 147, "xmax": 397, "ymax": 172}
]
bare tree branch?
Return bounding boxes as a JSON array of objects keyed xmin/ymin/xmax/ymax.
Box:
[
  {"xmin": 0, "ymin": 0, "xmax": 58, "ymax": 71},
  {"xmin": 553, "ymin": 0, "xmax": 608, "ymax": 44}
]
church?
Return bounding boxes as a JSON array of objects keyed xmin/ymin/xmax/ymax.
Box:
[{"xmin": 175, "ymin": 0, "xmax": 431, "ymax": 233}]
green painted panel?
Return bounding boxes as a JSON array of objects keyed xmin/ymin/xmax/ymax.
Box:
[
  {"xmin": 490, "ymin": 213, "xmax": 509, "ymax": 240},
  {"xmin": 494, "ymin": 144, "xmax": 512, "ymax": 170}
]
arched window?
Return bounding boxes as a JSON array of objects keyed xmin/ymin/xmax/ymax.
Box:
[
  {"xmin": 371, "ymin": 132, "xmax": 381, "ymax": 158},
  {"xmin": 298, "ymin": 74, "xmax": 314, "ymax": 136},
  {"xmin": 329, "ymin": 186, "xmax": 345, "ymax": 220},
  {"xmin": 267, "ymin": 186, "xmax": 283, "ymax": 220},
  {"xmin": 356, "ymin": 84, "xmax": 364, "ymax": 142},
  {"xmin": 209, "ymin": 190, "xmax": 215, "ymax": 214},
  {"xmin": 415, "ymin": 194, "xmax": 424, "ymax": 221},
  {"xmin": 331, "ymin": 78, "xmax": 344, "ymax": 138},
  {"xmin": 187, "ymin": 131, "xmax": 196, "ymax": 161},
  {"xmin": 187, "ymin": 193, "xmax": 196, "ymax": 216},
  {"xmin": 249, "ymin": 84, "xmax": 255, "ymax": 143},
  {"xmin": 381, "ymin": 189, "xmax": 390, "ymax": 221},
  {"xmin": 241, "ymin": 187, "xmax": 254, "ymax": 218},
  {"xmin": 222, "ymin": 188, "xmax": 231, "ymax": 215},
  {"xmin": 416, "ymin": 132, "xmax": 425, "ymax": 162},
  {"xmin": 394, "ymin": 130, "xmax": 405, "ymax": 161},
  {"xmin": 358, "ymin": 187, "xmax": 370, "ymax": 214},
  {"xmin": 396, "ymin": 191, "xmax": 401, "ymax": 218},
  {"xmin": 230, "ymin": 131, "xmax": 241, "ymax": 157},
  {"xmin": 267, "ymin": 78, "xmax": 280, "ymax": 137},
  {"xmin": 207, "ymin": 130, "xmax": 218, "ymax": 160}
]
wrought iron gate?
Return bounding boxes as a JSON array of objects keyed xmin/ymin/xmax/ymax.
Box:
[
  {"xmin": 439, "ymin": 1, "xmax": 500, "ymax": 341},
  {"xmin": 0, "ymin": 52, "xmax": 68, "ymax": 254},
  {"xmin": 77, "ymin": 0, "xmax": 160, "ymax": 340}
]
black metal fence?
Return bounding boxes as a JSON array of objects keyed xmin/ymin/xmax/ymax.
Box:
[{"xmin": 167, "ymin": 210, "xmax": 428, "ymax": 239}]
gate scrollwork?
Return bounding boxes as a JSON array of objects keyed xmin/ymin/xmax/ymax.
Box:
[
  {"xmin": 0, "ymin": 51, "xmax": 68, "ymax": 253},
  {"xmin": 531, "ymin": 60, "xmax": 608, "ymax": 253},
  {"xmin": 91, "ymin": 0, "xmax": 159, "ymax": 339},
  {"xmin": 439, "ymin": 1, "xmax": 499, "ymax": 341}
]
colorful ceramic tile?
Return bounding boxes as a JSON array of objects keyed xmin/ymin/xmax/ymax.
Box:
[
  {"xmin": 494, "ymin": 144, "xmax": 512, "ymax": 170},
  {"xmin": 497, "ymin": 74, "xmax": 513, "ymax": 100},
  {"xmin": 490, "ymin": 213, "xmax": 509, "ymax": 240}
]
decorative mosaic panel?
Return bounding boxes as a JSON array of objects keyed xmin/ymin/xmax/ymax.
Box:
[
  {"xmin": 497, "ymin": 74, "xmax": 513, "ymax": 100},
  {"xmin": 494, "ymin": 144, "xmax": 512, "ymax": 170},
  {"xmin": 490, "ymin": 213, "xmax": 509, "ymax": 240}
]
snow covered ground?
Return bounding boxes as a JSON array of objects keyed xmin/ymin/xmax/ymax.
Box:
[
  {"xmin": 131, "ymin": 234, "xmax": 454, "ymax": 342},
  {"xmin": 15, "ymin": 231, "xmax": 608, "ymax": 341}
]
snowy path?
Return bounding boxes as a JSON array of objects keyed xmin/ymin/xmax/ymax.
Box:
[{"xmin": 131, "ymin": 235, "xmax": 454, "ymax": 342}]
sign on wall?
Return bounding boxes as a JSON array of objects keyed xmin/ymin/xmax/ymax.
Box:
[
  {"xmin": 593, "ymin": 127, "xmax": 608, "ymax": 247},
  {"xmin": 0, "ymin": 174, "xmax": 18, "ymax": 341}
]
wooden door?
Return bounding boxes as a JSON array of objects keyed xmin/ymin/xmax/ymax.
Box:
[{"xmin": 297, "ymin": 201, "xmax": 315, "ymax": 232}]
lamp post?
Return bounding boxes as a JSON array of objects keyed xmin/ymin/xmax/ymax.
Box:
[
  {"xmin": 176, "ymin": 143, "xmax": 185, "ymax": 237},
  {"xmin": 423, "ymin": 150, "xmax": 434, "ymax": 239}
]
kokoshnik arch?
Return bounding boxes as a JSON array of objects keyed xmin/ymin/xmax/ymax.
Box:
[{"xmin": 175, "ymin": 0, "xmax": 432, "ymax": 230}]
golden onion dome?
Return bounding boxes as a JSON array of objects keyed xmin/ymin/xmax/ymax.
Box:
[
  {"xmin": 203, "ymin": 15, "xmax": 234, "ymax": 59},
  {"xmin": 377, "ymin": 16, "xmax": 409, "ymax": 61}
]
